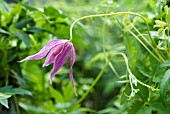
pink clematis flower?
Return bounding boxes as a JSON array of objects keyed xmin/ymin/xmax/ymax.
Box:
[{"xmin": 19, "ymin": 39, "xmax": 77, "ymax": 95}]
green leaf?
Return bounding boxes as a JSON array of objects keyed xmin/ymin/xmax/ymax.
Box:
[
  {"xmin": 15, "ymin": 18, "xmax": 33, "ymax": 29},
  {"xmin": 120, "ymin": 84, "xmax": 131, "ymax": 104},
  {"xmin": 7, "ymin": 88, "xmax": 32, "ymax": 96},
  {"xmin": 0, "ymin": 92, "xmax": 11, "ymax": 99},
  {"xmin": 44, "ymin": 6, "xmax": 63, "ymax": 18},
  {"xmin": 11, "ymin": 76, "xmax": 26, "ymax": 88},
  {"xmin": 21, "ymin": 3, "xmax": 38, "ymax": 11},
  {"xmin": 0, "ymin": 86, "xmax": 32, "ymax": 96},
  {"xmin": 0, "ymin": 98, "xmax": 9, "ymax": 108},
  {"xmin": 97, "ymin": 107, "xmax": 119, "ymax": 114},
  {"xmin": 138, "ymin": 84, "xmax": 149, "ymax": 103},
  {"xmin": 124, "ymin": 32, "xmax": 138, "ymax": 71},
  {"xmin": 13, "ymin": 31, "xmax": 30, "ymax": 48},
  {"xmin": 0, "ymin": 0, "xmax": 9, "ymax": 13},
  {"xmin": 19, "ymin": 102, "xmax": 44, "ymax": 113},
  {"xmin": 49, "ymin": 86, "xmax": 64, "ymax": 103},
  {"xmin": 0, "ymin": 92, "xmax": 11, "ymax": 108},
  {"xmin": 127, "ymin": 100, "xmax": 144, "ymax": 114},
  {"xmin": 160, "ymin": 69, "xmax": 170, "ymax": 105},
  {"xmin": 10, "ymin": 62, "xmax": 22, "ymax": 77},
  {"xmin": 0, "ymin": 86, "xmax": 12, "ymax": 93},
  {"xmin": 150, "ymin": 101, "xmax": 170, "ymax": 113},
  {"xmin": 63, "ymin": 82, "xmax": 74, "ymax": 102},
  {"xmin": 136, "ymin": 106, "xmax": 151, "ymax": 114},
  {"xmin": 26, "ymin": 26, "xmax": 43, "ymax": 33},
  {"xmin": 160, "ymin": 60, "xmax": 170, "ymax": 67},
  {"xmin": 156, "ymin": 0, "xmax": 166, "ymax": 16},
  {"xmin": 0, "ymin": 28, "xmax": 9, "ymax": 35},
  {"xmin": 136, "ymin": 60, "xmax": 152, "ymax": 78},
  {"xmin": 123, "ymin": 15, "xmax": 131, "ymax": 26},
  {"xmin": 10, "ymin": 4, "xmax": 22, "ymax": 23}
]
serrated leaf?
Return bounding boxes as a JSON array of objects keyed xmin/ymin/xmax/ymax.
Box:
[
  {"xmin": 63, "ymin": 82, "xmax": 74, "ymax": 102},
  {"xmin": 136, "ymin": 106, "xmax": 151, "ymax": 114},
  {"xmin": 49, "ymin": 86, "xmax": 64, "ymax": 103},
  {"xmin": 0, "ymin": 98, "xmax": 9, "ymax": 108},
  {"xmin": 127, "ymin": 100, "xmax": 144, "ymax": 114},
  {"xmin": 160, "ymin": 69, "xmax": 170, "ymax": 105}
]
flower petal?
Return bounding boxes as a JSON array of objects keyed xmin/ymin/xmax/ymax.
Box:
[
  {"xmin": 19, "ymin": 40, "xmax": 66, "ymax": 62},
  {"xmin": 50, "ymin": 42, "xmax": 72, "ymax": 84},
  {"xmin": 43, "ymin": 43, "xmax": 64, "ymax": 67},
  {"xmin": 70, "ymin": 45, "xmax": 77, "ymax": 95}
]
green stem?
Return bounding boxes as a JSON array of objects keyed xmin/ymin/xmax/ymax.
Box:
[
  {"xmin": 132, "ymin": 25, "xmax": 155, "ymax": 50},
  {"xmin": 101, "ymin": 13, "xmax": 120, "ymax": 78},
  {"xmin": 113, "ymin": 52, "xmax": 157, "ymax": 96},
  {"xmin": 101, "ymin": 12, "xmax": 107, "ymax": 61},
  {"xmin": 14, "ymin": 96, "xmax": 20, "ymax": 114},
  {"xmin": 132, "ymin": 25, "xmax": 165, "ymax": 62},
  {"xmin": 73, "ymin": 62, "xmax": 108, "ymax": 107},
  {"xmin": 108, "ymin": 61, "xmax": 120, "ymax": 78},
  {"xmin": 165, "ymin": 12, "xmax": 170, "ymax": 52},
  {"xmin": 69, "ymin": 12, "xmax": 154, "ymax": 45}
]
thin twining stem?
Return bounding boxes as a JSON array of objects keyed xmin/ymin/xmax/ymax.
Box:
[
  {"xmin": 128, "ymin": 30, "xmax": 163, "ymax": 62},
  {"xmin": 69, "ymin": 12, "xmax": 155, "ymax": 45},
  {"xmin": 101, "ymin": 14, "xmax": 120, "ymax": 78},
  {"xmin": 114, "ymin": 52, "xmax": 157, "ymax": 91},
  {"xmin": 108, "ymin": 60, "xmax": 120, "ymax": 78},
  {"xmin": 132, "ymin": 25, "xmax": 155, "ymax": 50},
  {"xmin": 132, "ymin": 25, "xmax": 165, "ymax": 61}
]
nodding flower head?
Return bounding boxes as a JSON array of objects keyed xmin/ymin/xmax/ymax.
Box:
[{"xmin": 19, "ymin": 39, "xmax": 77, "ymax": 95}]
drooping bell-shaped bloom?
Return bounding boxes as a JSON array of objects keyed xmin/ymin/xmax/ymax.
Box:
[{"xmin": 19, "ymin": 39, "xmax": 77, "ymax": 95}]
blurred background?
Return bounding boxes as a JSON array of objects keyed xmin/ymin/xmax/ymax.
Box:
[{"xmin": 0, "ymin": 0, "xmax": 169, "ymax": 114}]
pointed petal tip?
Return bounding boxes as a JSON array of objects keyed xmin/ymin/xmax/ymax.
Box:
[
  {"xmin": 42, "ymin": 64, "xmax": 46, "ymax": 67},
  {"xmin": 18, "ymin": 59, "xmax": 26, "ymax": 63},
  {"xmin": 17, "ymin": 60, "xmax": 23, "ymax": 63},
  {"xmin": 50, "ymin": 74, "xmax": 54, "ymax": 84},
  {"xmin": 43, "ymin": 63, "xmax": 50, "ymax": 67},
  {"xmin": 74, "ymin": 88, "xmax": 77, "ymax": 96},
  {"xmin": 50, "ymin": 79, "xmax": 52, "ymax": 85}
]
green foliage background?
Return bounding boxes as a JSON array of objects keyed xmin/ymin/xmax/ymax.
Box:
[{"xmin": 0, "ymin": 0, "xmax": 170, "ymax": 114}]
